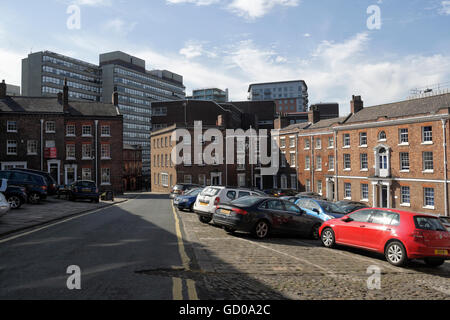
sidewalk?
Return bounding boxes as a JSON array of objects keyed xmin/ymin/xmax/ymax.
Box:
[{"xmin": 0, "ymin": 193, "xmax": 138, "ymax": 238}]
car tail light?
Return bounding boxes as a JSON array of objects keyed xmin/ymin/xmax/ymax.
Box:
[
  {"xmin": 214, "ymin": 197, "xmax": 220, "ymax": 206},
  {"xmin": 95, "ymin": 188, "xmax": 99, "ymax": 193},
  {"xmin": 232, "ymin": 208, "xmax": 248, "ymax": 216},
  {"xmin": 42, "ymin": 186, "xmax": 47, "ymax": 191},
  {"xmin": 412, "ymin": 229, "xmax": 425, "ymax": 242}
]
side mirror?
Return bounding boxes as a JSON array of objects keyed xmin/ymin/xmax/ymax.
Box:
[
  {"xmin": 312, "ymin": 208, "xmax": 320, "ymax": 214},
  {"xmin": 342, "ymin": 217, "xmax": 353, "ymax": 223}
]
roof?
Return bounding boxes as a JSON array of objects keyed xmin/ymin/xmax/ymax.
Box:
[
  {"xmin": 308, "ymin": 117, "xmax": 347, "ymax": 129},
  {"xmin": 346, "ymin": 93, "xmax": 450, "ymax": 124},
  {"xmin": 248, "ymin": 80, "xmax": 307, "ymax": 92},
  {"xmin": 280, "ymin": 122, "xmax": 310, "ymax": 132},
  {"xmin": 0, "ymin": 96, "xmax": 121, "ymax": 117},
  {"xmin": 123, "ymin": 144, "xmax": 142, "ymax": 151}
]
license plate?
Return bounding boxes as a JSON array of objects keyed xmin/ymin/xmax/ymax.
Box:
[
  {"xmin": 82, "ymin": 188, "xmax": 91, "ymax": 193},
  {"xmin": 200, "ymin": 202, "xmax": 208, "ymax": 206},
  {"xmin": 435, "ymin": 250, "xmax": 448, "ymax": 256},
  {"xmin": 221, "ymin": 209, "xmax": 231, "ymax": 215}
]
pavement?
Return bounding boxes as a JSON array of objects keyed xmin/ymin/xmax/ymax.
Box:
[{"xmin": 0, "ymin": 194, "xmax": 448, "ymax": 300}]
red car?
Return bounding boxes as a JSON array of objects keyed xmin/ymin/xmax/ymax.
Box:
[{"xmin": 319, "ymin": 208, "xmax": 450, "ymax": 267}]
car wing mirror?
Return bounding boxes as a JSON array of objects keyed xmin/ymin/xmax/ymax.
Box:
[
  {"xmin": 312, "ymin": 209, "xmax": 320, "ymax": 214},
  {"xmin": 342, "ymin": 217, "xmax": 353, "ymax": 223}
]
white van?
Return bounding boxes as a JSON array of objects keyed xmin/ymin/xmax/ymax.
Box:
[{"xmin": 193, "ymin": 186, "xmax": 265, "ymax": 223}]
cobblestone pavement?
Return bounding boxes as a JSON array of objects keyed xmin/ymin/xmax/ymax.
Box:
[
  {"xmin": 175, "ymin": 206, "xmax": 450, "ymax": 300},
  {"xmin": 0, "ymin": 194, "xmax": 135, "ymax": 237}
]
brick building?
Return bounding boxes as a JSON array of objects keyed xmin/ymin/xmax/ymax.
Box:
[
  {"xmin": 278, "ymin": 93, "xmax": 450, "ymax": 216},
  {"xmin": 123, "ymin": 144, "xmax": 143, "ymax": 191},
  {"xmin": 0, "ymin": 80, "xmax": 124, "ymax": 194}
]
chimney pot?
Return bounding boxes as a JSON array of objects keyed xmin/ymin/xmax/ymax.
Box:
[
  {"xmin": 112, "ymin": 90, "xmax": 119, "ymax": 106},
  {"xmin": 0, "ymin": 80, "xmax": 6, "ymax": 98},
  {"xmin": 63, "ymin": 78, "xmax": 69, "ymax": 112},
  {"xmin": 351, "ymin": 95, "xmax": 364, "ymax": 114}
]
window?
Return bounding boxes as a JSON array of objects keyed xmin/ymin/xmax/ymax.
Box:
[
  {"xmin": 361, "ymin": 184, "xmax": 369, "ymax": 201},
  {"xmin": 66, "ymin": 144, "xmax": 76, "ymax": 159},
  {"xmin": 82, "ymin": 168, "xmax": 92, "ymax": 180},
  {"xmin": 344, "ymin": 183, "xmax": 352, "ymax": 199},
  {"xmin": 378, "ymin": 131, "xmax": 387, "ymax": 141},
  {"xmin": 369, "ymin": 211, "xmax": 400, "ymax": 226},
  {"xmin": 399, "ymin": 128, "xmax": 409, "ymax": 144},
  {"xmin": 161, "ymin": 173, "xmax": 169, "ymax": 187},
  {"xmin": 400, "ymin": 153, "xmax": 410, "ymax": 171},
  {"xmin": 238, "ymin": 174, "xmax": 246, "ymax": 187},
  {"xmin": 7, "ymin": 121, "xmax": 17, "ymax": 133},
  {"xmin": 316, "ymin": 138, "xmax": 322, "ymax": 149},
  {"xmin": 328, "ymin": 137, "xmax": 334, "ymax": 148},
  {"xmin": 101, "ymin": 125, "xmax": 111, "ymax": 137},
  {"xmin": 349, "ymin": 210, "xmax": 372, "ymax": 223},
  {"xmin": 27, "ymin": 140, "xmax": 38, "ymax": 155},
  {"xmin": 289, "ymin": 138, "xmax": 295, "ymax": 148},
  {"xmin": 305, "ymin": 180, "xmax": 311, "ymax": 192},
  {"xmin": 304, "ymin": 139, "xmax": 310, "ymax": 149},
  {"xmin": 401, "ymin": 186, "xmax": 410, "ymax": 205},
  {"xmin": 360, "ymin": 132, "xmax": 367, "ymax": 146},
  {"xmin": 343, "ymin": 134, "xmax": 350, "ymax": 147},
  {"xmin": 280, "ymin": 138, "xmax": 286, "ymax": 148},
  {"xmin": 199, "ymin": 174, "xmax": 206, "ymax": 186},
  {"xmin": 424, "ymin": 188, "xmax": 435, "ymax": 208},
  {"xmin": 281, "ymin": 153, "xmax": 287, "ymax": 168},
  {"xmin": 82, "ymin": 125, "xmax": 92, "ymax": 136},
  {"xmin": 360, "ymin": 154, "xmax": 368, "ymax": 170},
  {"xmin": 66, "ymin": 124, "xmax": 76, "ymax": 136},
  {"xmin": 423, "ymin": 152, "xmax": 434, "ymax": 171},
  {"xmin": 316, "ymin": 156, "xmax": 322, "ymax": 171},
  {"xmin": 101, "ymin": 168, "xmax": 111, "ymax": 185},
  {"xmin": 329, "ymin": 155, "xmax": 335, "ymax": 171},
  {"xmin": 344, "ymin": 154, "xmax": 351, "ymax": 170},
  {"xmin": 317, "ymin": 180, "xmax": 323, "ymax": 195},
  {"xmin": 82, "ymin": 144, "xmax": 92, "ymax": 159},
  {"xmin": 305, "ymin": 156, "xmax": 311, "ymax": 170},
  {"xmin": 101, "ymin": 144, "xmax": 111, "ymax": 159},
  {"xmin": 291, "ymin": 175, "xmax": 297, "ymax": 190},
  {"xmin": 281, "ymin": 175, "xmax": 288, "ymax": 189},
  {"xmin": 290, "ymin": 153, "xmax": 296, "ymax": 167},
  {"xmin": 422, "ymin": 126, "xmax": 433, "ymax": 143},
  {"xmin": 184, "ymin": 175, "xmax": 192, "ymax": 184},
  {"xmin": 46, "ymin": 121, "xmax": 56, "ymax": 133},
  {"xmin": 7, "ymin": 140, "xmax": 17, "ymax": 155}
]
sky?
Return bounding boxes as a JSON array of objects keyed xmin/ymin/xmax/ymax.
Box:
[{"xmin": 0, "ymin": 0, "xmax": 450, "ymax": 114}]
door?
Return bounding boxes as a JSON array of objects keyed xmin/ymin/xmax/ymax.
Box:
[
  {"xmin": 338, "ymin": 209, "xmax": 373, "ymax": 246},
  {"xmin": 283, "ymin": 201, "xmax": 310, "ymax": 235},
  {"xmin": 362, "ymin": 210, "xmax": 399, "ymax": 250},
  {"xmin": 211, "ymin": 173, "xmax": 222, "ymax": 186},
  {"xmin": 49, "ymin": 164, "xmax": 59, "ymax": 185},
  {"xmin": 381, "ymin": 186, "xmax": 388, "ymax": 208},
  {"xmin": 260, "ymin": 200, "xmax": 288, "ymax": 232}
]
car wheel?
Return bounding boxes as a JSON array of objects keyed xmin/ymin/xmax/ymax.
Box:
[
  {"xmin": 321, "ymin": 228, "xmax": 336, "ymax": 248},
  {"xmin": 311, "ymin": 223, "xmax": 321, "ymax": 240},
  {"xmin": 253, "ymin": 220, "xmax": 270, "ymax": 239},
  {"xmin": 385, "ymin": 241, "xmax": 408, "ymax": 267},
  {"xmin": 424, "ymin": 258, "xmax": 445, "ymax": 268},
  {"xmin": 199, "ymin": 215, "xmax": 212, "ymax": 224},
  {"xmin": 29, "ymin": 193, "xmax": 41, "ymax": 204},
  {"xmin": 7, "ymin": 196, "xmax": 22, "ymax": 209}
]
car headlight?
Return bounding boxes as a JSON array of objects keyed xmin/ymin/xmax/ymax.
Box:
[
  {"xmin": 323, "ymin": 214, "xmax": 334, "ymax": 221},
  {"xmin": 180, "ymin": 199, "xmax": 189, "ymax": 203}
]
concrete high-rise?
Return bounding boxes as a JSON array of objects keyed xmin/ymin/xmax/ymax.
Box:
[{"xmin": 187, "ymin": 88, "xmax": 229, "ymax": 103}]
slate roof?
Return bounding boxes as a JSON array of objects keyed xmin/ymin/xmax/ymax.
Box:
[{"xmin": 0, "ymin": 96, "xmax": 121, "ymax": 117}]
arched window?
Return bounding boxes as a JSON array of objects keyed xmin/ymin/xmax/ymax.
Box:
[{"xmin": 378, "ymin": 131, "xmax": 387, "ymax": 141}]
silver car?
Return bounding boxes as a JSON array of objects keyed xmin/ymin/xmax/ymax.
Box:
[{"xmin": 0, "ymin": 192, "xmax": 10, "ymax": 218}]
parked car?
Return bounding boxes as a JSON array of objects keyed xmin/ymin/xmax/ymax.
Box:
[
  {"xmin": 295, "ymin": 198, "xmax": 346, "ymax": 222},
  {"xmin": 11, "ymin": 168, "xmax": 58, "ymax": 196},
  {"xmin": 296, "ymin": 192, "xmax": 326, "ymax": 200},
  {"xmin": 437, "ymin": 216, "xmax": 450, "ymax": 232},
  {"xmin": 335, "ymin": 200, "xmax": 369, "ymax": 214},
  {"xmin": 213, "ymin": 197, "xmax": 323, "ymax": 239},
  {"xmin": 170, "ymin": 184, "xmax": 201, "ymax": 199},
  {"xmin": 280, "ymin": 196, "xmax": 301, "ymax": 203},
  {"xmin": 4, "ymin": 186, "xmax": 28, "ymax": 209},
  {"xmin": 173, "ymin": 188, "xmax": 204, "ymax": 212},
  {"xmin": 320, "ymin": 208, "xmax": 450, "ymax": 267},
  {"xmin": 264, "ymin": 189, "xmax": 297, "ymax": 197},
  {"xmin": 194, "ymin": 187, "xmax": 265, "ymax": 224},
  {"xmin": 0, "ymin": 171, "xmax": 48, "ymax": 204},
  {"xmin": 68, "ymin": 181, "xmax": 100, "ymax": 203},
  {"xmin": 0, "ymin": 192, "xmax": 10, "ymax": 218}
]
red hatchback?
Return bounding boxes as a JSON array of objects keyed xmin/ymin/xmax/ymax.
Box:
[{"xmin": 319, "ymin": 208, "xmax": 450, "ymax": 267}]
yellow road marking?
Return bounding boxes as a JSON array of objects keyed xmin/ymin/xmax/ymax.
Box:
[
  {"xmin": 171, "ymin": 205, "xmax": 199, "ymax": 300},
  {"xmin": 172, "ymin": 277, "xmax": 183, "ymax": 300}
]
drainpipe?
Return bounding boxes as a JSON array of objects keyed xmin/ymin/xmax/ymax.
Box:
[
  {"xmin": 334, "ymin": 130, "xmax": 338, "ymax": 201},
  {"xmin": 296, "ymin": 134, "xmax": 299, "ymax": 191},
  {"xmin": 40, "ymin": 119, "xmax": 44, "ymax": 171},
  {"xmin": 95, "ymin": 120, "xmax": 99, "ymax": 188},
  {"xmin": 311, "ymin": 136, "xmax": 314, "ymax": 192},
  {"xmin": 442, "ymin": 119, "xmax": 449, "ymax": 217}
]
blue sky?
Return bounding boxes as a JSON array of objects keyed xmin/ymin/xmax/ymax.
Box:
[{"xmin": 0, "ymin": 0, "xmax": 450, "ymax": 114}]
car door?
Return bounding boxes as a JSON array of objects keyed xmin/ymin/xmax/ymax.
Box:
[
  {"xmin": 282, "ymin": 201, "xmax": 311, "ymax": 235},
  {"xmin": 361, "ymin": 210, "xmax": 399, "ymax": 250},
  {"xmin": 259, "ymin": 199, "xmax": 288, "ymax": 232},
  {"xmin": 337, "ymin": 209, "xmax": 373, "ymax": 247}
]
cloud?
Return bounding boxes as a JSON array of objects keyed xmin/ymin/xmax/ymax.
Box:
[
  {"xmin": 227, "ymin": 0, "xmax": 300, "ymax": 19},
  {"xmin": 179, "ymin": 41, "xmax": 217, "ymax": 59},
  {"xmin": 102, "ymin": 18, "xmax": 137, "ymax": 36},
  {"xmin": 440, "ymin": 1, "xmax": 450, "ymax": 15},
  {"xmin": 166, "ymin": 0, "xmax": 220, "ymax": 5},
  {"xmin": 74, "ymin": 0, "xmax": 112, "ymax": 6},
  {"xmin": 303, "ymin": 33, "xmax": 311, "ymax": 38}
]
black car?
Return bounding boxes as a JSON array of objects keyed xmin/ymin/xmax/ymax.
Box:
[
  {"xmin": 11, "ymin": 168, "xmax": 58, "ymax": 195},
  {"xmin": 68, "ymin": 181, "xmax": 100, "ymax": 202},
  {"xmin": 335, "ymin": 200, "xmax": 369, "ymax": 214},
  {"xmin": 3, "ymin": 186, "xmax": 28, "ymax": 209},
  {"xmin": 296, "ymin": 192, "xmax": 326, "ymax": 200},
  {"xmin": 213, "ymin": 197, "xmax": 323, "ymax": 239},
  {"xmin": 0, "ymin": 171, "xmax": 48, "ymax": 204},
  {"xmin": 170, "ymin": 184, "xmax": 201, "ymax": 199}
]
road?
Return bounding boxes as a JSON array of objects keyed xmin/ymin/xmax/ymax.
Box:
[{"xmin": 0, "ymin": 193, "xmax": 449, "ymax": 300}]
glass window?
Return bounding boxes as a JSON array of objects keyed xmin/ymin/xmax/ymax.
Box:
[
  {"xmin": 328, "ymin": 137, "xmax": 334, "ymax": 148},
  {"xmin": 344, "ymin": 154, "xmax": 351, "ymax": 170},
  {"xmin": 360, "ymin": 132, "xmax": 367, "ymax": 146},
  {"xmin": 360, "ymin": 154, "xmax": 368, "ymax": 170},
  {"xmin": 66, "ymin": 144, "xmax": 76, "ymax": 159},
  {"xmin": 422, "ymin": 126, "xmax": 433, "ymax": 143},
  {"xmin": 67, "ymin": 124, "xmax": 76, "ymax": 136},
  {"xmin": 101, "ymin": 144, "xmax": 111, "ymax": 159},
  {"xmin": 369, "ymin": 211, "xmax": 400, "ymax": 226},
  {"xmin": 349, "ymin": 210, "xmax": 372, "ymax": 222},
  {"xmin": 304, "ymin": 139, "xmax": 310, "ymax": 149},
  {"xmin": 82, "ymin": 168, "xmax": 92, "ymax": 180},
  {"xmin": 424, "ymin": 188, "xmax": 435, "ymax": 207},
  {"xmin": 82, "ymin": 125, "xmax": 92, "ymax": 136},
  {"xmin": 316, "ymin": 138, "xmax": 322, "ymax": 149},
  {"xmin": 82, "ymin": 144, "xmax": 92, "ymax": 159},
  {"xmin": 101, "ymin": 125, "xmax": 111, "ymax": 136},
  {"xmin": 27, "ymin": 140, "xmax": 38, "ymax": 155},
  {"xmin": 284, "ymin": 202, "xmax": 301, "ymax": 214},
  {"xmin": 423, "ymin": 152, "xmax": 434, "ymax": 171},
  {"xmin": 361, "ymin": 184, "xmax": 369, "ymax": 200},
  {"xmin": 316, "ymin": 156, "xmax": 322, "ymax": 170},
  {"xmin": 305, "ymin": 156, "xmax": 311, "ymax": 170},
  {"xmin": 344, "ymin": 183, "xmax": 352, "ymax": 199},
  {"xmin": 7, "ymin": 121, "xmax": 17, "ymax": 132},
  {"xmin": 414, "ymin": 216, "xmax": 446, "ymax": 231},
  {"xmin": 399, "ymin": 128, "xmax": 409, "ymax": 144},
  {"xmin": 400, "ymin": 153, "xmax": 410, "ymax": 171},
  {"xmin": 46, "ymin": 121, "xmax": 56, "ymax": 133},
  {"xmin": 401, "ymin": 186, "xmax": 410, "ymax": 204},
  {"xmin": 343, "ymin": 134, "xmax": 350, "ymax": 147},
  {"xmin": 101, "ymin": 168, "xmax": 111, "ymax": 185},
  {"xmin": 317, "ymin": 181, "xmax": 323, "ymax": 195},
  {"xmin": 227, "ymin": 191, "xmax": 237, "ymax": 200},
  {"xmin": 266, "ymin": 200, "xmax": 284, "ymax": 211},
  {"xmin": 7, "ymin": 140, "xmax": 17, "ymax": 155},
  {"xmin": 238, "ymin": 191, "xmax": 251, "ymax": 198},
  {"xmin": 378, "ymin": 131, "xmax": 387, "ymax": 141}
]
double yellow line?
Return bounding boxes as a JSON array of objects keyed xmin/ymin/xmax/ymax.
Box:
[{"xmin": 171, "ymin": 205, "xmax": 199, "ymax": 300}]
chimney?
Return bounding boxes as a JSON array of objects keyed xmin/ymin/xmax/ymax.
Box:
[
  {"xmin": 112, "ymin": 87, "xmax": 119, "ymax": 106},
  {"xmin": 57, "ymin": 92, "xmax": 63, "ymax": 104},
  {"xmin": 0, "ymin": 80, "xmax": 6, "ymax": 98},
  {"xmin": 274, "ymin": 115, "xmax": 290, "ymax": 130},
  {"xmin": 308, "ymin": 105, "xmax": 321, "ymax": 124},
  {"xmin": 351, "ymin": 95, "xmax": 364, "ymax": 114},
  {"xmin": 63, "ymin": 78, "xmax": 69, "ymax": 112}
]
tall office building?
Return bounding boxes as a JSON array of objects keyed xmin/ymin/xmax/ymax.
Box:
[
  {"xmin": 248, "ymin": 80, "xmax": 309, "ymax": 112},
  {"xmin": 187, "ymin": 88, "xmax": 229, "ymax": 103},
  {"xmin": 21, "ymin": 50, "xmax": 185, "ymax": 176}
]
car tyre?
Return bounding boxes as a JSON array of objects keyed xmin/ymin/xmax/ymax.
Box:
[
  {"xmin": 252, "ymin": 220, "xmax": 270, "ymax": 239},
  {"xmin": 29, "ymin": 193, "xmax": 41, "ymax": 204},
  {"xmin": 311, "ymin": 223, "xmax": 321, "ymax": 240},
  {"xmin": 321, "ymin": 228, "xmax": 336, "ymax": 248},
  {"xmin": 7, "ymin": 196, "xmax": 22, "ymax": 209},
  {"xmin": 199, "ymin": 215, "xmax": 212, "ymax": 224},
  {"xmin": 424, "ymin": 258, "xmax": 445, "ymax": 268},
  {"xmin": 385, "ymin": 241, "xmax": 408, "ymax": 267}
]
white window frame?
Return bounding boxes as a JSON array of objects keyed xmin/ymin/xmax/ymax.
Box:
[
  {"xmin": 101, "ymin": 168, "xmax": 111, "ymax": 186},
  {"xmin": 7, "ymin": 121, "xmax": 17, "ymax": 133},
  {"xmin": 45, "ymin": 121, "xmax": 56, "ymax": 133},
  {"xmin": 7, "ymin": 140, "xmax": 17, "ymax": 155},
  {"xmin": 27, "ymin": 140, "xmax": 38, "ymax": 155}
]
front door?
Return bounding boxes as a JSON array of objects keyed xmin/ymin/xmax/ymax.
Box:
[
  {"xmin": 381, "ymin": 186, "xmax": 388, "ymax": 208},
  {"xmin": 211, "ymin": 173, "xmax": 222, "ymax": 186}
]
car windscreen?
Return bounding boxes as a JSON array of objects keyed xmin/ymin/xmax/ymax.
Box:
[
  {"xmin": 29, "ymin": 175, "xmax": 45, "ymax": 185},
  {"xmin": 201, "ymin": 187, "xmax": 221, "ymax": 197},
  {"xmin": 231, "ymin": 196, "xmax": 261, "ymax": 207},
  {"xmin": 185, "ymin": 189, "xmax": 202, "ymax": 196},
  {"xmin": 317, "ymin": 201, "xmax": 346, "ymax": 214},
  {"xmin": 414, "ymin": 216, "xmax": 447, "ymax": 232}
]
